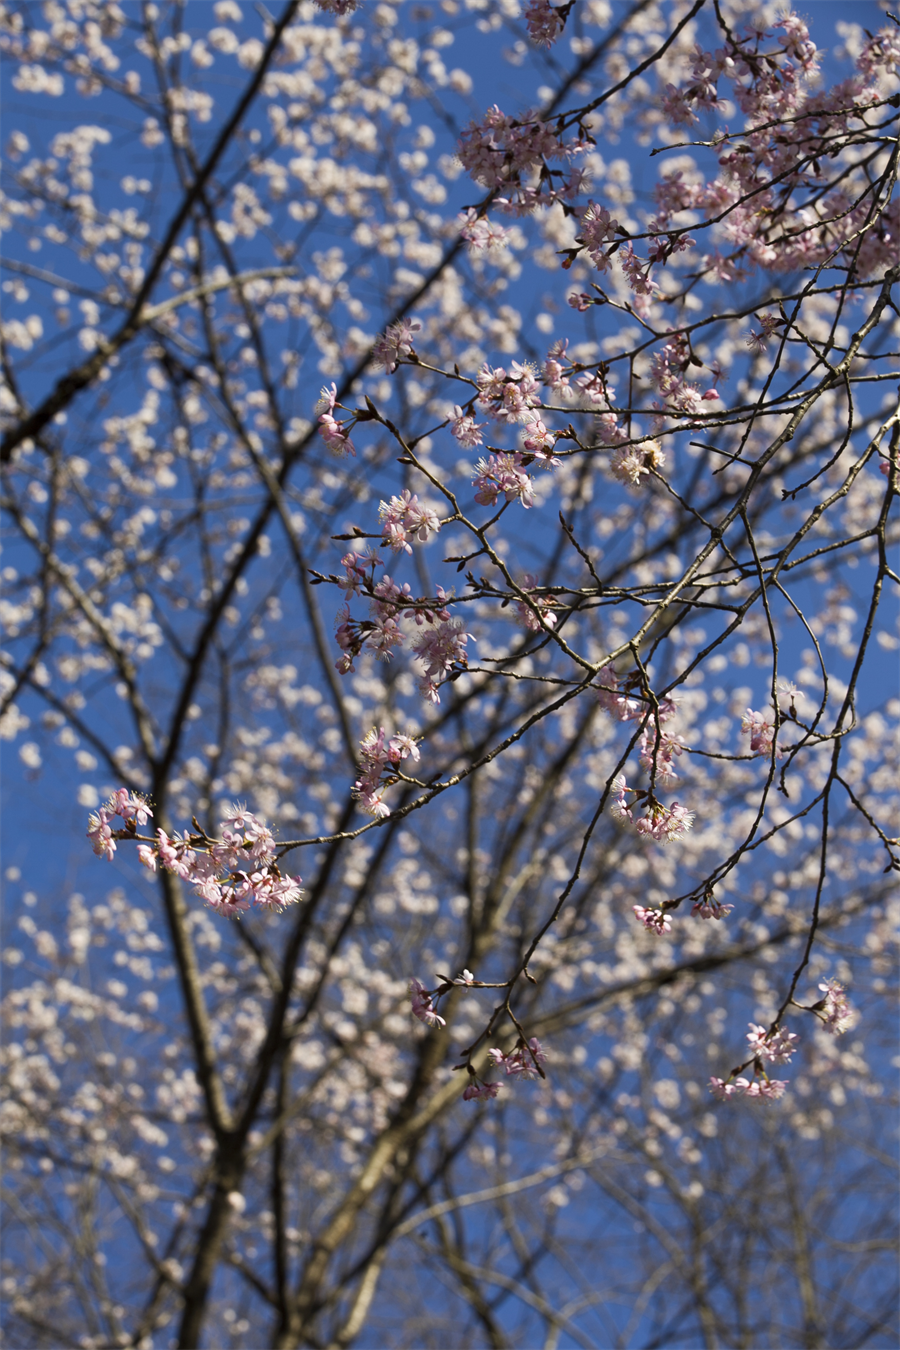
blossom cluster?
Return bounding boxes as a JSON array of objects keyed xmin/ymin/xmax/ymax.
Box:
[
  {"xmin": 456, "ymin": 17, "xmax": 898, "ymax": 304},
  {"xmin": 457, "ymin": 105, "xmax": 586, "ymax": 214},
  {"xmin": 646, "ymin": 17, "xmax": 900, "ymax": 278},
  {"xmin": 709, "ymin": 1075, "xmax": 788, "ymax": 1101},
  {"xmin": 316, "ymin": 383, "xmax": 356, "ymax": 457},
  {"xmin": 814, "ymin": 978, "xmax": 857, "ymax": 1034},
  {"xmin": 334, "ymin": 548, "xmax": 468, "ymax": 702},
  {"xmin": 741, "ymin": 708, "xmax": 780, "ymax": 758},
  {"xmin": 372, "ymin": 318, "xmax": 421, "ymax": 375},
  {"xmin": 611, "ymin": 776, "xmax": 695, "ymax": 844},
  {"xmin": 87, "ymin": 788, "xmax": 153, "ymax": 862},
  {"xmin": 354, "ymin": 727, "xmax": 420, "ymax": 819},
  {"xmin": 514, "ymin": 574, "xmax": 559, "ymax": 633},
  {"xmin": 89, "ymin": 798, "xmax": 302, "ymax": 918},
  {"xmin": 378, "ymin": 490, "xmax": 441, "ymax": 555}
]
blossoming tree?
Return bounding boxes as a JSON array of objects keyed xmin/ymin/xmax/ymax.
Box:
[{"xmin": 2, "ymin": 0, "xmax": 898, "ymax": 1346}]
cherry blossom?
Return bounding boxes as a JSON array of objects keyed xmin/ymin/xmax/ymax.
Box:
[
  {"xmin": 449, "ymin": 405, "xmax": 486, "ymax": 448},
  {"xmin": 815, "ymin": 979, "xmax": 857, "ymax": 1034},
  {"xmin": 372, "ymin": 318, "xmax": 421, "ymax": 375},
  {"xmin": 741, "ymin": 709, "xmax": 780, "ymax": 758},
  {"xmin": 488, "ymin": 1038, "xmax": 547, "ymax": 1080},
  {"xmin": 354, "ymin": 727, "xmax": 421, "ymax": 818},
  {"xmin": 633, "ymin": 906, "xmax": 672, "ymax": 936},
  {"xmin": 379, "ymin": 490, "xmax": 441, "ymax": 554},
  {"xmin": 462, "ymin": 1080, "xmax": 501, "ymax": 1101},
  {"xmin": 89, "ymin": 798, "xmax": 301, "ymax": 917},
  {"xmin": 472, "ymin": 452, "xmax": 535, "ymax": 509},
  {"xmin": 692, "ymin": 896, "xmax": 734, "ymax": 921},
  {"xmin": 411, "ymin": 618, "xmax": 470, "ymax": 703},
  {"xmin": 746, "ymin": 1023, "xmax": 799, "ymax": 1065},
  {"xmin": 514, "ymin": 575, "xmax": 559, "ymax": 633},
  {"xmin": 408, "ymin": 978, "xmax": 445, "ymax": 1029}
]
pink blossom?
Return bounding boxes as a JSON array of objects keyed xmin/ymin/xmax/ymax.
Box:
[
  {"xmin": 473, "ymin": 453, "xmax": 535, "ymax": 509},
  {"xmin": 639, "ymin": 727, "xmax": 686, "ymax": 786},
  {"xmin": 816, "ymin": 978, "xmax": 857, "ymax": 1034},
  {"xmin": 609, "ymin": 439, "xmax": 665, "ymax": 488},
  {"xmin": 408, "ymin": 977, "xmax": 445, "ymax": 1028},
  {"xmin": 524, "ymin": 0, "xmax": 565, "ymax": 47},
  {"xmin": 514, "ymin": 574, "xmax": 558, "ymax": 633},
  {"xmin": 692, "ymin": 896, "xmax": 734, "ymax": 920},
  {"xmin": 372, "ymin": 318, "xmax": 421, "ymax": 374},
  {"xmin": 476, "ymin": 361, "xmax": 539, "ymax": 424},
  {"xmin": 621, "ymin": 245, "xmax": 655, "ymax": 297},
  {"xmin": 463, "ymin": 1080, "xmax": 501, "ymax": 1101},
  {"xmin": 457, "ymin": 105, "xmax": 583, "ymax": 213},
  {"xmin": 579, "ymin": 201, "xmax": 619, "ymax": 268},
  {"xmin": 318, "ymin": 412, "xmax": 356, "ymax": 458},
  {"xmin": 87, "ymin": 808, "xmax": 116, "ymax": 861},
  {"xmin": 136, "ymin": 845, "xmax": 157, "ymax": 872},
  {"xmin": 633, "ymin": 906, "xmax": 672, "ymax": 935},
  {"xmin": 745, "ymin": 312, "xmax": 782, "ymax": 353},
  {"xmin": 449, "ymin": 405, "xmax": 486, "ymax": 448},
  {"xmin": 95, "ymin": 801, "xmax": 303, "ymax": 918},
  {"xmin": 543, "ymin": 339, "xmax": 570, "ymax": 391},
  {"xmin": 354, "ymin": 726, "xmax": 421, "ymax": 817},
  {"xmin": 488, "ymin": 1038, "xmax": 546, "ymax": 1079},
  {"xmin": 412, "ymin": 618, "xmax": 470, "ymax": 703},
  {"xmin": 459, "ymin": 209, "xmax": 512, "ymax": 251},
  {"xmin": 709, "ymin": 1075, "xmax": 787, "ymax": 1102},
  {"xmin": 746, "ymin": 1023, "xmax": 798, "ymax": 1064},
  {"xmin": 741, "ymin": 709, "xmax": 780, "ymax": 757},
  {"xmin": 637, "ymin": 801, "xmax": 694, "ymax": 844},
  {"xmin": 379, "ymin": 490, "xmax": 441, "ymax": 554}
]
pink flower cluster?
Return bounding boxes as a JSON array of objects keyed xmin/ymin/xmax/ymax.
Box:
[
  {"xmin": 488, "ymin": 1037, "xmax": 547, "ymax": 1080},
  {"xmin": 815, "ymin": 978, "xmax": 856, "ymax": 1034},
  {"xmin": 372, "ymin": 318, "xmax": 421, "ymax": 374},
  {"xmin": 611, "ymin": 775, "xmax": 694, "ymax": 844},
  {"xmin": 741, "ymin": 709, "xmax": 780, "ymax": 758},
  {"xmin": 473, "ymin": 452, "xmax": 535, "ymax": 509},
  {"xmin": 514, "ymin": 574, "xmax": 558, "ymax": 633},
  {"xmin": 578, "ymin": 200, "xmax": 619, "ymax": 271},
  {"xmin": 457, "ymin": 105, "xmax": 585, "ymax": 213},
  {"xmin": 595, "ymin": 665, "xmax": 677, "ymax": 727},
  {"xmin": 524, "ymin": 0, "xmax": 565, "ymax": 48},
  {"xmin": 649, "ymin": 334, "xmax": 720, "ymax": 423},
  {"xmin": 88, "ymin": 793, "xmax": 303, "ymax": 919},
  {"xmin": 334, "ymin": 546, "xmax": 462, "ymax": 700},
  {"xmin": 692, "ymin": 895, "xmax": 734, "ymax": 921},
  {"xmin": 746, "ymin": 1022, "xmax": 799, "ymax": 1065},
  {"xmin": 87, "ymin": 788, "xmax": 153, "ymax": 861},
  {"xmin": 449, "ymin": 404, "xmax": 486, "ymax": 448},
  {"xmin": 412, "ymin": 617, "xmax": 470, "ymax": 703},
  {"xmin": 408, "ymin": 978, "xmax": 445, "ymax": 1027},
  {"xmin": 379, "ymin": 490, "xmax": 440, "ymax": 554},
  {"xmin": 458, "ymin": 209, "xmax": 512, "ymax": 252},
  {"xmin": 463, "ymin": 1080, "xmax": 501, "ymax": 1102},
  {"xmin": 709, "ymin": 1075, "xmax": 787, "ymax": 1101},
  {"xmin": 316, "ymin": 383, "xmax": 356, "ymax": 457},
  {"xmin": 639, "ymin": 726, "xmax": 686, "ymax": 788},
  {"xmin": 633, "ymin": 906, "xmax": 671, "ymax": 935},
  {"xmin": 476, "ymin": 361, "xmax": 539, "ymax": 424},
  {"xmin": 745, "ymin": 312, "xmax": 783, "ymax": 354},
  {"xmin": 521, "ymin": 414, "xmax": 559, "ymax": 462},
  {"xmin": 137, "ymin": 805, "xmax": 302, "ymax": 918},
  {"xmin": 651, "ymin": 20, "xmax": 900, "ymax": 277},
  {"xmin": 354, "ymin": 727, "xmax": 420, "ymax": 818},
  {"xmin": 609, "ymin": 438, "xmax": 666, "ymax": 489}
]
